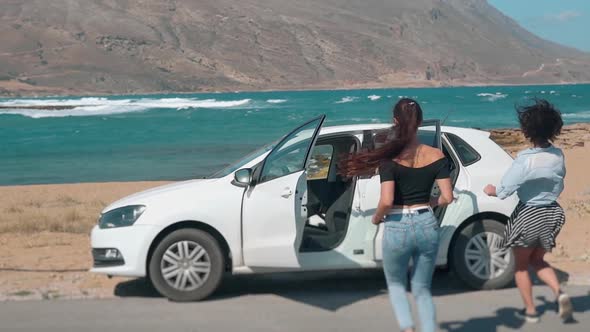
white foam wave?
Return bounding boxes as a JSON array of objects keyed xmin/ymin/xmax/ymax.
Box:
[
  {"xmin": 562, "ymin": 111, "xmax": 590, "ymax": 119},
  {"xmin": 0, "ymin": 105, "xmax": 147, "ymax": 119},
  {"xmin": 477, "ymin": 92, "xmax": 508, "ymax": 101},
  {"xmin": 367, "ymin": 95, "xmax": 381, "ymax": 101},
  {"xmin": 0, "ymin": 97, "xmax": 251, "ymax": 118},
  {"xmin": 349, "ymin": 117, "xmax": 382, "ymax": 123},
  {"xmin": 267, "ymin": 99, "xmax": 287, "ymax": 104},
  {"xmin": 335, "ymin": 96, "xmax": 359, "ymax": 104}
]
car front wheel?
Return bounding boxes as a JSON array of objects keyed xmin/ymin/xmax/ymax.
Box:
[
  {"xmin": 452, "ymin": 219, "xmax": 515, "ymax": 290},
  {"xmin": 148, "ymin": 228, "xmax": 224, "ymax": 301}
]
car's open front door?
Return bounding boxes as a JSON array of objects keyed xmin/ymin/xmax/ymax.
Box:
[
  {"xmin": 372, "ymin": 119, "xmax": 442, "ymax": 260},
  {"xmin": 242, "ymin": 115, "xmax": 326, "ymax": 268}
]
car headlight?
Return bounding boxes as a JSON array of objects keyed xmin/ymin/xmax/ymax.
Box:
[{"xmin": 99, "ymin": 205, "xmax": 146, "ymax": 229}]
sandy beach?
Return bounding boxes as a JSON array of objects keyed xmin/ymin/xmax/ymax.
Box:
[{"xmin": 1, "ymin": 124, "xmax": 589, "ymax": 301}]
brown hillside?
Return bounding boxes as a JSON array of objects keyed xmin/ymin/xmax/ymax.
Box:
[{"xmin": 1, "ymin": 0, "xmax": 589, "ymax": 96}]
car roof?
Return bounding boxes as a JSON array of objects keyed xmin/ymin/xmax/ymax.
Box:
[{"xmin": 320, "ymin": 123, "xmax": 491, "ymax": 139}]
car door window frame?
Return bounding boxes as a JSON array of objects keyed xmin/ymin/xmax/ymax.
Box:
[
  {"xmin": 256, "ymin": 115, "xmax": 326, "ymax": 184},
  {"xmin": 433, "ymin": 134, "xmax": 462, "ymax": 224},
  {"xmin": 420, "ymin": 119, "xmax": 442, "ymax": 149}
]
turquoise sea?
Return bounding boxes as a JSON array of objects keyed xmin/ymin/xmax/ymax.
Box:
[{"xmin": 1, "ymin": 84, "xmax": 589, "ymax": 185}]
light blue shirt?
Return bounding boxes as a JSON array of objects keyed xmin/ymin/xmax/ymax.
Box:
[{"xmin": 496, "ymin": 145, "xmax": 566, "ymax": 206}]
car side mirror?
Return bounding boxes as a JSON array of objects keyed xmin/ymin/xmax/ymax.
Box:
[{"xmin": 232, "ymin": 168, "xmax": 253, "ymax": 187}]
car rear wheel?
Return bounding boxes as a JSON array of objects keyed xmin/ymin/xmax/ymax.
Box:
[
  {"xmin": 452, "ymin": 219, "xmax": 515, "ymax": 289},
  {"xmin": 149, "ymin": 228, "xmax": 224, "ymax": 301}
]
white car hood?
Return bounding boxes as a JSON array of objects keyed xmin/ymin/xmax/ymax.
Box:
[{"xmin": 101, "ymin": 178, "xmax": 217, "ymax": 213}]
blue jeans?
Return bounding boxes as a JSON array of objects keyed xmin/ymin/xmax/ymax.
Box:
[{"xmin": 382, "ymin": 210, "xmax": 440, "ymax": 332}]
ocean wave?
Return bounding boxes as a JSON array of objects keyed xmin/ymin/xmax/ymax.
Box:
[
  {"xmin": 367, "ymin": 95, "xmax": 381, "ymax": 101},
  {"xmin": 0, "ymin": 105, "xmax": 147, "ymax": 119},
  {"xmin": 562, "ymin": 111, "xmax": 590, "ymax": 119},
  {"xmin": 335, "ymin": 96, "xmax": 359, "ymax": 104},
  {"xmin": 348, "ymin": 117, "xmax": 382, "ymax": 123},
  {"xmin": 0, "ymin": 97, "xmax": 251, "ymax": 118},
  {"xmin": 267, "ymin": 99, "xmax": 287, "ymax": 104},
  {"xmin": 477, "ymin": 92, "xmax": 508, "ymax": 101}
]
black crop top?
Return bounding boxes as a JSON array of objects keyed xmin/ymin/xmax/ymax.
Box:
[{"xmin": 379, "ymin": 158, "xmax": 451, "ymax": 206}]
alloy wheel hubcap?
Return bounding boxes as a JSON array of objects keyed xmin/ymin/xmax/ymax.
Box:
[
  {"xmin": 464, "ymin": 232, "xmax": 511, "ymax": 280},
  {"xmin": 160, "ymin": 240, "xmax": 211, "ymax": 291}
]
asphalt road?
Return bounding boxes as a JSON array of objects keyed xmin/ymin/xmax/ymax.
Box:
[{"xmin": 1, "ymin": 270, "xmax": 589, "ymax": 332}]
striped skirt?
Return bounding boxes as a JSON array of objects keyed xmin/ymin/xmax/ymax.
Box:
[{"xmin": 503, "ymin": 202, "xmax": 566, "ymax": 252}]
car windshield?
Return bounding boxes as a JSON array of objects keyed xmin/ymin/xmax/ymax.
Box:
[{"xmin": 207, "ymin": 142, "xmax": 275, "ymax": 178}]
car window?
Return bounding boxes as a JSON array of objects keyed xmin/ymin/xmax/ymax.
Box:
[
  {"xmin": 260, "ymin": 119, "xmax": 321, "ymax": 182},
  {"xmin": 446, "ymin": 133, "xmax": 481, "ymax": 166},
  {"xmin": 307, "ymin": 145, "xmax": 334, "ymax": 180}
]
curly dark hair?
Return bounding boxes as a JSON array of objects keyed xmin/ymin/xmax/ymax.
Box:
[{"xmin": 517, "ymin": 99, "xmax": 563, "ymax": 145}]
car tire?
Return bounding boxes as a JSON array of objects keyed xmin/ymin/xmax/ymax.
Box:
[
  {"xmin": 451, "ymin": 219, "xmax": 515, "ymax": 290},
  {"xmin": 148, "ymin": 228, "xmax": 225, "ymax": 301}
]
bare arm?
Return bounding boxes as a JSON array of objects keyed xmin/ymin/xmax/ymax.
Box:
[
  {"xmin": 372, "ymin": 180, "xmax": 394, "ymax": 224},
  {"xmin": 428, "ymin": 148, "xmax": 454, "ymax": 207},
  {"xmin": 431, "ymin": 177, "xmax": 454, "ymax": 207}
]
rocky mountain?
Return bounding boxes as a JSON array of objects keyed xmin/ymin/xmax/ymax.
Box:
[{"xmin": 1, "ymin": 0, "xmax": 589, "ymax": 96}]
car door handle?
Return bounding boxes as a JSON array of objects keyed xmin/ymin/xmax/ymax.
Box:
[{"xmin": 281, "ymin": 188, "xmax": 293, "ymax": 198}]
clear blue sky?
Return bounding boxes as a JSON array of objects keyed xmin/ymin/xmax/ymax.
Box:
[{"xmin": 489, "ymin": 0, "xmax": 590, "ymax": 52}]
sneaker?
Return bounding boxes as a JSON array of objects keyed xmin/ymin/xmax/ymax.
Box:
[
  {"xmin": 515, "ymin": 309, "xmax": 540, "ymax": 323},
  {"xmin": 558, "ymin": 293, "xmax": 573, "ymax": 321}
]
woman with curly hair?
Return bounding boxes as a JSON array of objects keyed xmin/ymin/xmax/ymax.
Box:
[{"xmin": 484, "ymin": 99, "xmax": 573, "ymax": 323}]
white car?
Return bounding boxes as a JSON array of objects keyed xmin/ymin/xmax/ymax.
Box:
[{"xmin": 90, "ymin": 115, "xmax": 518, "ymax": 301}]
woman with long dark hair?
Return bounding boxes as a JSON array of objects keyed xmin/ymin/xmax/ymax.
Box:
[
  {"xmin": 343, "ymin": 98, "xmax": 454, "ymax": 332},
  {"xmin": 484, "ymin": 99, "xmax": 573, "ymax": 323}
]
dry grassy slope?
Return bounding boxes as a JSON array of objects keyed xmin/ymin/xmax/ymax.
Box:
[{"xmin": 1, "ymin": 0, "xmax": 590, "ymax": 96}]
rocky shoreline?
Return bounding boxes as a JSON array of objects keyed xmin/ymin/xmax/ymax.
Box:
[{"xmin": 490, "ymin": 123, "xmax": 590, "ymax": 155}]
